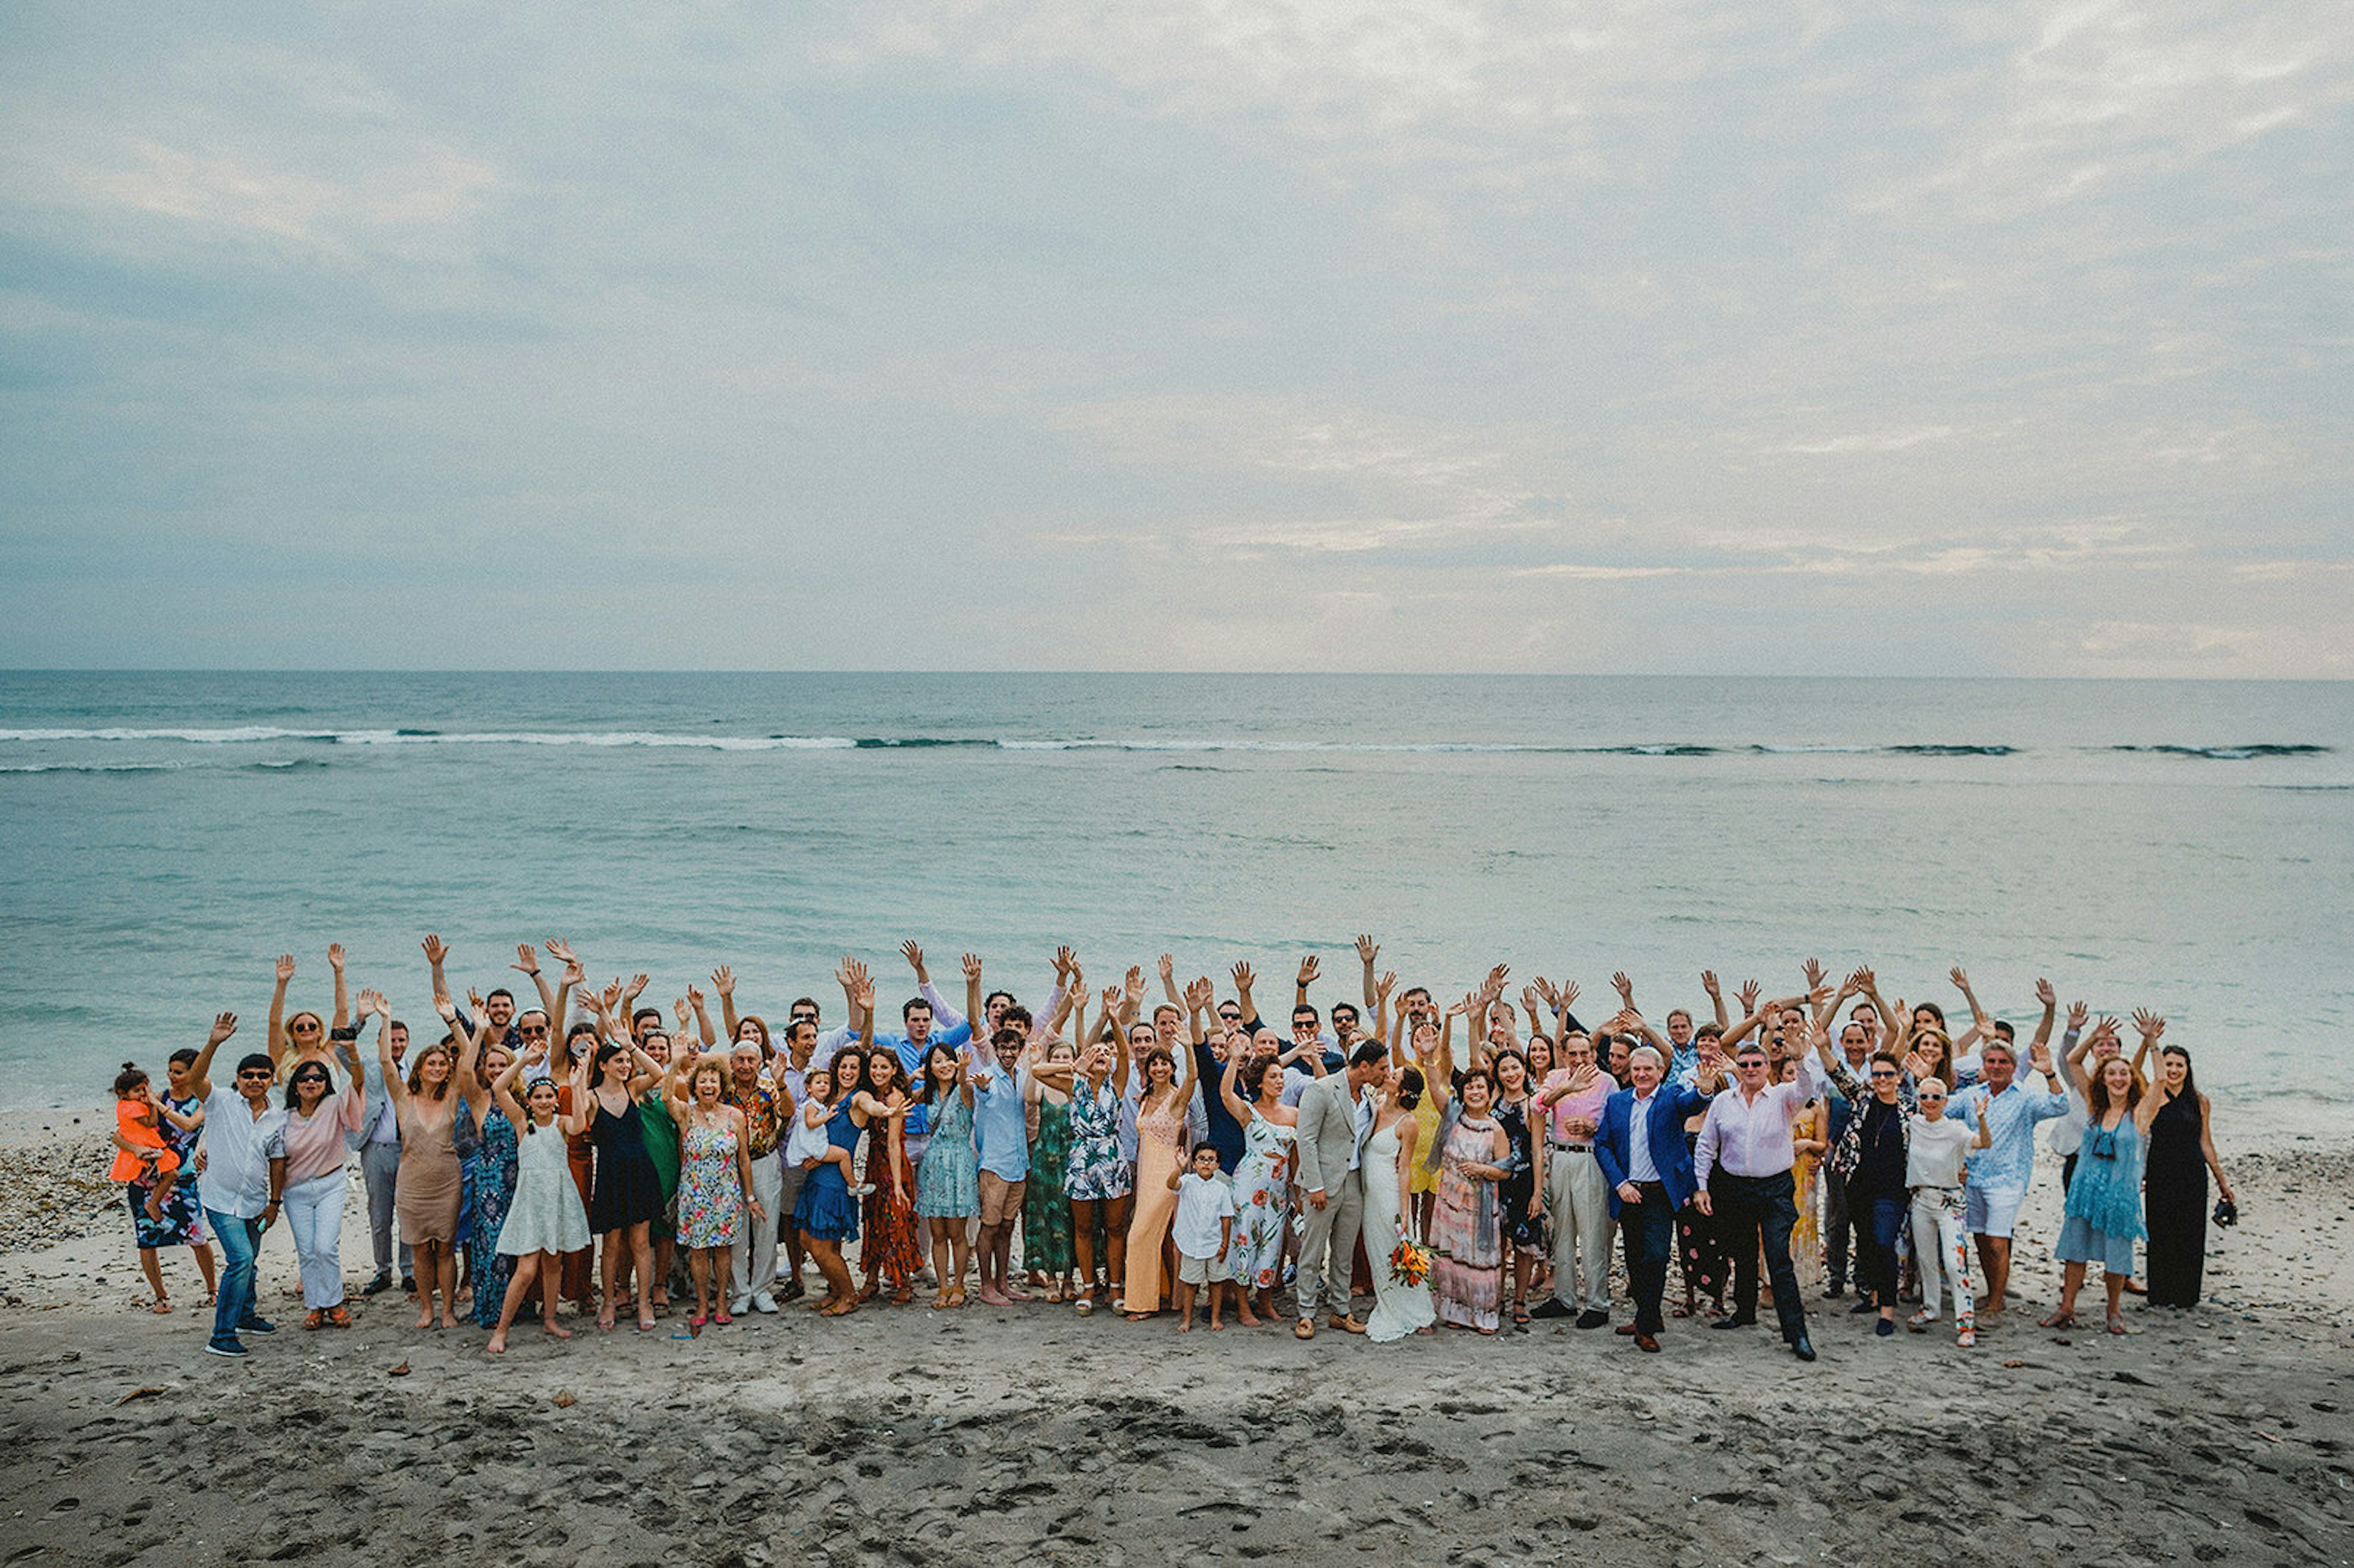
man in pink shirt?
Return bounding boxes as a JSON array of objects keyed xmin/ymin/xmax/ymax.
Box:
[
  {"xmin": 1693, "ymin": 1037, "xmax": 1816, "ymax": 1361},
  {"xmin": 1531, "ymin": 1030, "xmax": 1617, "ymax": 1329}
]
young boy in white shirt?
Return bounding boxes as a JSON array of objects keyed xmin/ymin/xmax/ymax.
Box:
[{"xmin": 1168, "ymin": 1141, "xmax": 1237, "ymax": 1331}]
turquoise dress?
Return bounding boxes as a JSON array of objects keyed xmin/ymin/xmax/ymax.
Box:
[
  {"xmin": 914, "ymin": 1091, "xmax": 979, "ymax": 1220},
  {"xmin": 793, "ymin": 1103, "xmax": 862, "ymax": 1242},
  {"xmin": 2055, "ymin": 1114, "xmax": 2146, "ymax": 1274},
  {"xmin": 467, "ymin": 1108, "xmax": 520, "ymax": 1328}
]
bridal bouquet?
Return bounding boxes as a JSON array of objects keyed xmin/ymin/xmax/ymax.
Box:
[{"xmin": 1388, "ymin": 1235, "xmax": 1431, "ymax": 1287}]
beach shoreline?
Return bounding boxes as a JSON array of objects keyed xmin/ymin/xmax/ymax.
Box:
[{"xmin": 5, "ymin": 1105, "xmax": 2350, "ymax": 1565}]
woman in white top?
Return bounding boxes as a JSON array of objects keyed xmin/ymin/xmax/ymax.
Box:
[{"xmin": 1905, "ymin": 1078, "xmax": 1990, "ymax": 1346}]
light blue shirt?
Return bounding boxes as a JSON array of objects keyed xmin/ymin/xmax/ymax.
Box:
[
  {"xmin": 1949, "ymin": 1078, "xmax": 2069, "ymax": 1191},
  {"xmin": 970, "ymin": 1059, "xmax": 1030, "ymax": 1181},
  {"xmin": 1627, "ymin": 1089, "xmax": 1662, "ymax": 1184}
]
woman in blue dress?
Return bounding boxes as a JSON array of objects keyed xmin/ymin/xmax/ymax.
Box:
[
  {"xmin": 794, "ymin": 994, "xmax": 874, "ymax": 1316},
  {"xmin": 462, "ymin": 1039, "xmax": 520, "ymax": 1331},
  {"xmin": 912, "ymin": 1042, "xmax": 978, "ymax": 1310},
  {"xmin": 2041, "ymin": 1028, "xmax": 2165, "ymax": 1336}
]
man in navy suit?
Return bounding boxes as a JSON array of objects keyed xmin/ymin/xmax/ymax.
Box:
[{"xmin": 1596, "ymin": 1045, "xmax": 1721, "ymax": 1352}]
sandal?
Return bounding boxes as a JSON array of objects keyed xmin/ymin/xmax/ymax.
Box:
[
  {"xmin": 889, "ymin": 1287, "xmax": 915, "ymax": 1307},
  {"xmin": 713, "ymin": 1309, "xmax": 733, "ymax": 1326},
  {"xmin": 2106, "ymin": 1313, "xmax": 2128, "ymax": 1336},
  {"xmin": 689, "ymin": 1312, "xmax": 708, "ymax": 1330},
  {"xmin": 2038, "ymin": 1310, "xmax": 2076, "ymax": 1329},
  {"xmin": 1512, "ymin": 1306, "xmax": 1531, "ymax": 1329},
  {"xmin": 1073, "ymin": 1297, "xmax": 1094, "ymax": 1317},
  {"xmin": 303, "ymin": 1309, "xmax": 324, "ymax": 1331},
  {"xmin": 326, "ymin": 1306, "xmax": 352, "ymax": 1328},
  {"xmin": 150, "ymin": 1298, "xmax": 173, "ymax": 1315},
  {"xmin": 1907, "ymin": 1311, "xmax": 1936, "ymax": 1333}
]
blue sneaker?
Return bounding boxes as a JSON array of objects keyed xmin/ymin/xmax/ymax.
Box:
[
  {"xmin": 238, "ymin": 1317, "xmax": 277, "ymax": 1336},
  {"xmin": 204, "ymin": 1339, "xmax": 249, "ymax": 1358}
]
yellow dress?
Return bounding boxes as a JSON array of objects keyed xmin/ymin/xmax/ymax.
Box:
[
  {"xmin": 1409, "ymin": 1078, "xmax": 1446, "ymax": 1196},
  {"xmin": 1789, "ymin": 1131, "xmax": 1824, "ymax": 1292}
]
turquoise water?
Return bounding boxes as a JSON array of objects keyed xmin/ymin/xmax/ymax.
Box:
[{"xmin": 3, "ymin": 672, "xmax": 2348, "ymax": 1131}]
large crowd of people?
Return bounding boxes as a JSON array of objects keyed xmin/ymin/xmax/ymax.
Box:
[{"xmin": 107, "ymin": 937, "xmax": 2239, "ymax": 1361}]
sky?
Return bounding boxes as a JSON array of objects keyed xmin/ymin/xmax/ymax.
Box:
[{"xmin": 1, "ymin": 1, "xmax": 2347, "ymax": 676}]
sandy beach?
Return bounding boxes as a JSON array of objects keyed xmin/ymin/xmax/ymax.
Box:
[{"xmin": 4, "ymin": 1105, "xmax": 2348, "ymax": 1566}]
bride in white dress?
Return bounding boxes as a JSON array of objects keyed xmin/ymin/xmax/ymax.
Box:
[{"xmin": 1363, "ymin": 1064, "xmax": 1437, "ymax": 1342}]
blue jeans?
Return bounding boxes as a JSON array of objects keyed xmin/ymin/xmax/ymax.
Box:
[
  {"xmin": 1851, "ymin": 1186, "xmax": 1908, "ymax": 1306},
  {"xmin": 207, "ymin": 1208, "xmax": 264, "ymax": 1349},
  {"xmin": 1618, "ymin": 1182, "xmax": 1676, "ymax": 1333}
]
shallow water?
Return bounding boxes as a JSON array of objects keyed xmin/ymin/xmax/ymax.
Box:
[{"xmin": 2, "ymin": 672, "xmax": 2347, "ymax": 1132}]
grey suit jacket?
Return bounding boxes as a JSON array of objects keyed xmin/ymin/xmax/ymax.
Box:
[{"xmin": 1293, "ymin": 1073, "xmax": 1370, "ymax": 1198}]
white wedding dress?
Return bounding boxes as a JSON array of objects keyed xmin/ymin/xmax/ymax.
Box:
[{"xmin": 1362, "ymin": 1117, "xmax": 1436, "ymax": 1342}]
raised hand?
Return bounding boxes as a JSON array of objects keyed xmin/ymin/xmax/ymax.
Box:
[
  {"xmin": 1054, "ymin": 945, "xmax": 1078, "ymax": 979},
  {"xmin": 852, "ymin": 975, "xmax": 877, "ymax": 1012},
  {"xmin": 2035, "ymin": 977, "xmax": 2057, "ymax": 1010},
  {"xmin": 844, "ymin": 959, "xmax": 871, "ymax": 994},
  {"xmin": 1701, "ymin": 969, "xmax": 1722, "ymax": 998},
  {"xmin": 1799, "ymin": 959, "xmax": 1822, "ymax": 993},
  {"xmin": 368, "ymin": 990, "xmax": 392, "ymax": 1020},
  {"xmin": 674, "ymin": 997, "xmax": 691, "ymax": 1030},
  {"xmin": 1376, "ymin": 970, "xmax": 1397, "ymax": 1001},
  {"xmin": 1522, "ymin": 985, "xmax": 1544, "ymax": 1016},
  {"xmin": 275, "ymin": 953, "xmax": 297, "ymax": 984},
  {"xmin": 209, "ymin": 1011, "xmax": 240, "ymax": 1047},
  {"xmin": 1485, "ymin": 962, "xmax": 1510, "ymax": 993},
  {"xmin": 561, "ymin": 954, "xmax": 587, "ymax": 988},
  {"xmin": 901, "ymin": 940, "xmax": 926, "ymax": 976},
  {"xmin": 1297, "ymin": 955, "xmax": 1320, "ymax": 989},
  {"xmin": 1853, "ymin": 967, "xmax": 1878, "ymax": 995},
  {"xmin": 1183, "ymin": 976, "xmax": 1216, "ymax": 1013},
  {"xmin": 327, "ymin": 943, "xmax": 346, "ymax": 973},
  {"xmin": 1737, "ymin": 979, "xmax": 1761, "ymax": 1015},
  {"xmin": 435, "ymin": 995, "xmax": 459, "ymax": 1023},
  {"xmin": 600, "ymin": 979, "xmax": 624, "ymax": 1015},
  {"xmin": 512, "ymin": 943, "xmax": 539, "ymax": 976},
  {"xmin": 1157, "ymin": 953, "xmax": 1175, "ymax": 981},
  {"xmin": 1558, "ymin": 980, "xmax": 1580, "ymax": 1011},
  {"xmin": 964, "ymin": 953, "xmax": 985, "ymax": 985},
  {"xmin": 2066, "ymin": 1000, "xmax": 2089, "ymax": 1031},
  {"xmin": 544, "ymin": 938, "xmax": 579, "ymax": 969},
  {"xmin": 1124, "ymin": 965, "xmax": 1145, "ymax": 1005},
  {"xmin": 420, "ymin": 934, "xmax": 448, "ymax": 968},
  {"xmin": 2133, "ymin": 1010, "xmax": 2165, "ymax": 1041},
  {"xmin": 1101, "ymin": 984, "xmax": 1123, "ymax": 1017},
  {"xmin": 686, "ymin": 983, "xmax": 707, "ymax": 1016},
  {"xmin": 1231, "ymin": 960, "xmax": 1256, "ymax": 992},
  {"xmin": 356, "ymin": 987, "xmax": 384, "ymax": 1018},
  {"xmin": 712, "ymin": 965, "xmax": 736, "ymax": 998},
  {"xmin": 1355, "ymin": 935, "xmax": 1379, "ymax": 967},
  {"xmin": 625, "ymin": 973, "xmax": 650, "ymax": 1002},
  {"xmin": 467, "ymin": 987, "xmax": 486, "ymax": 1014},
  {"xmin": 1949, "ymin": 965, "xmax": 1970, "ymax": 993},
  {"xmin": 2028, "ymin": 1040, "xmax": 2055, "ymax": 1075},
  {"xmin": 1610, "ymin": 970, "xmax": 1634, "ymax": 1005}
]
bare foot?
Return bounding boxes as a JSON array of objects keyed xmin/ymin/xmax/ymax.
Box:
[
  {"xmin": 486, "ymin": 1333, "xmax": 508, "ymax": 1353},
  {"xmin": 1001, "ymin": 1284, "xmax": 1034, "ymax": 1303},
  {"xmin": 438, "ymin": 1312, "xmax": 460, "ymax": 1330},
  {"xmin": 977, "ymin": 1288, "xmax": 1011, "ymax": 1307},
  {"xmin": 1236, "ymin": 1307, "xmax": 1262, "ymax": 1327},
  {"xmin": 1176, "ymin": 1316, "xmax": 1192, "ymax": 1332},
  {"xmin": 544, "ymin": 1320, "xmax": 573, "ymax": 1339},
  {"xmin": 1209, "ymin": 1319, "xmax": 1225, "ymax": 1331},
  {"xmin": 413, "ymin": 1309, "xmax": 434, "ymax": 1329}
]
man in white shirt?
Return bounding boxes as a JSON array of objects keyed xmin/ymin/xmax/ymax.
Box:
[
  {"xmin": 1693, "ymin": 1039, "xmax": 1815, "ymax": 1360},
  {"xmin": 185, "ymin": 1012, "xmax": 288, "ymax": 1358}
]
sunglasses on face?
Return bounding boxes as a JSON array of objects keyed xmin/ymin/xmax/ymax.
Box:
[
  {"xmin": 1918, "ymin": 1093, "xmax": 1946, "ymax": 1103},
  {"xmin": 1869, "ymin": 1069, "xmax": 1898, "ymax": 1079},
  {"xmin": 518, "ymin": 1026, "xmax": 549, "ymax": 1038},
  {"xmin": 292, "ymin": 1023, "xmax": 321, "ymax": 1035}
]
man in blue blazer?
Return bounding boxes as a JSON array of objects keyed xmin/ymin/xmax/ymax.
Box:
[{"xmin": 1596, "ymin": 1044, "xmax": 1722, "ymax": 1351}]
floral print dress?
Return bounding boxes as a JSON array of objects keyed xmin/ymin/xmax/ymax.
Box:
[
  {"xmin": 129, "ymin": 1092, "xmax": 210, "ymax": 1250},
  {"xmin": 676, "ymin": 1117, "xmax": 744, "ymax": 1249},
  {"xmin": 1063, "ymin": 1081, "xmax": 1132, "ymax": 1200},
  {"xmin": 1228, "ymin": 1108, "xmax": 1297, "ymax": 1293}
]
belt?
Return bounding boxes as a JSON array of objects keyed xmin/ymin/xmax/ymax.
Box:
[{"xmin": 1547, "ymin": 1139, "xmax": 1592, "ymax": 1152}]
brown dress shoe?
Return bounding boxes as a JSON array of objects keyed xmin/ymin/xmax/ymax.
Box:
[
  {"xmin": 1634, "ymin": 1332, "xmax": 1661, "ymax": 1352},
  {"xmin": 1331, "ymin": 1314, "xmax": 1366, "ymax": 1334}
]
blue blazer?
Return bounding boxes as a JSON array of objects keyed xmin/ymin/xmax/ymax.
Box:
[{"xmin": 1594, "ymin": 1081, "xmax": 1712, "ymax": 1217}]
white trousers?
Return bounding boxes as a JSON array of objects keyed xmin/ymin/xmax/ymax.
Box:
[
  {"xmin": 1909, "ymin": 1186, "xmax": 1976, "ymax": 1328},
  {"xmin": 728, "ymin": 1154, "xmax": 784, "ymax": 1303},
  {"xmin": 283, "ymin": 1171, "xmax": 348, "ymax": 1309}
]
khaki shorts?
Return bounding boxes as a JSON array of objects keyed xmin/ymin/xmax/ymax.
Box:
[
  {"xmin": 1178, "ymin": 1252, "xmax": 1232, "ymax": 1285},
  {"xmin": 978, "ymin": 1171, "xmax": 1027, "ymax": 1228}
]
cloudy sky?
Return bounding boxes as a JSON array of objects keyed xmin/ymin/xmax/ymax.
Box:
[{"xmin": 2, "ymin": 1, "xmax": 2347, "ymax": 675}]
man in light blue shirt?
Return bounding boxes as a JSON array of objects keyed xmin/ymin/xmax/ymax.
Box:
[
  {"xmin": 1946, "ymin": 986, "xmax": 2066, "ymax": 1319},
  {"xmin": 970, "ymin": 1027, "xmax": 1032, "ymax": 1306}
]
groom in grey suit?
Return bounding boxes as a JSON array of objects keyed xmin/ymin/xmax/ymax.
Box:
[{"xmin": 1291, "ymin": 1041, "xmax": 1389, "ymax": 1338}]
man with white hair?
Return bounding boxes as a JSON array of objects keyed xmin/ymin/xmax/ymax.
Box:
[{"xmin": 1594, "ymin": 1043, "xmax": 1722, "ymax": 1353}]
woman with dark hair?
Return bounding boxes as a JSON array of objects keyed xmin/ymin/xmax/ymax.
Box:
[
  {"xmin": 2132, "ymin": 1015, "xmax": 2236, "ymax": 1310},
  {"xmin": 120, "ymin": 1050, "xmax": 217, "ymax": 1311},
  {"xmin": 273, "ymin": 1007, "xmax": 366, "ymax": 1328},
  {"xmin": 1023, "ymin": 1033, "xmax": 1080, "ymax": 1304},
  {"xmin": 1813, "ymin": 1029, "xmax": 1917, "ymax": 1338},
  {"xmin": 1064, "ymin": 1023, "xmax": 1135, "ymax": 1316},
  {"xmin": 577, "ymin": 1029, "xmax": 668, "ymax": 1331},
  {"xmin": 794, "ymin": 983, "xmax": 877, "ymax": 1316},
  {"xmin": 457, "ymin": 1021, "xmax": 519, "ymax": 1333},
  {"xmin": 2043, "ymin": 1019, "xmax": 2168, "ymax": 1334},
  {"xmin": 913, "ymin": 1040, "xmax": 978, "ymax": 1309},
  {"xmin": 855, "ymin": 1046, "xmax": 920, "ymax": 1305},
  {"xmin": 1121, "ymin": 986, "xmax": 1198, "ymax": 1321},
  {"xmin": 1364, "ymin": 1064, "xmax": 1435, "ymax": 1341},
  {"xmin": 554, "ymin": 1017, "xmax": 603, "ymax": 1314},
  {"xmin": 1427, "ymin": 1065, "xmax": 1509, "ymax": 1334},
  {"xmin": 1220, "ymin": 1041, "xmax": 1299, "ymax": 1326},
  {"xmin": 1490, "ymin": 1047, "xmax": 1547, "ymax": 1329},
  {"xmin": 400, "ymin": 1001, "xmax": 479, "ymax": 1329}
]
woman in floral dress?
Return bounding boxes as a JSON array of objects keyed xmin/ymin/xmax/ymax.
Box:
[
  {"xmin": 1218, "ymin": 1046, "xmax": 1297, "ymax": 1327},
  {"xmin": 855, "ymin": 1048, "xmax": 921, "ymax": 1305},
  {"xmin": 913, "ymin": 1041, "xmax": 978, "ymax": 1309},
  {"xmin": 1063, "ymin": 1023, "xmax": 1133, "ymax": 1314},
  {"xmin": 1425, "ymin": 1066, "xmax": 1509, "ymax": 1334},
  {"xmin": 1022, "ymin": 1038, "xmax": 1078, "ymax": 1301},
  {"xmin": 462, "ymin": 1038, "xmax": 520, "ymax": 1331}
]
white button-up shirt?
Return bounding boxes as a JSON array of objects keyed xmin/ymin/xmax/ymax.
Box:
[
  {"xmin": 196, "ymin": 1087, "xmax": 288, "ymax": 1219},
  {"xmin": 1693, "ymin": 1079, "xmax": 1807, "ymax": 1183}
]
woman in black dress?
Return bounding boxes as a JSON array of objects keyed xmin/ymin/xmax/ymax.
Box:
[
  {"xmin": 2138, "ymin": 1022, "xmax": 2236, "ymax": 1309},
  {"xmin": 577, "ymin": 1038, "xmax": 668, "ymax": 1331},
  {"xmin": 1488, "ymin": 1048, "xmax": 1547, "ymax": 1328}
]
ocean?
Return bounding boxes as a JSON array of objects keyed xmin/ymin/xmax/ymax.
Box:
[{"xmin": 3, "ymin": 672, "xmax": 2348, "ymax": 1136}]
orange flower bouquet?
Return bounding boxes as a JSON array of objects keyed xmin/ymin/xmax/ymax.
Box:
[{"xmin": 1389, "ymin": 1236, "xmax": 1432, "ymax": 1287}]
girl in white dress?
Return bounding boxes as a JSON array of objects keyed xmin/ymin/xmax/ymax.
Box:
[{"xmin": 486, "ymin": 1045, "xmax": 593, "ymax": 1353}]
